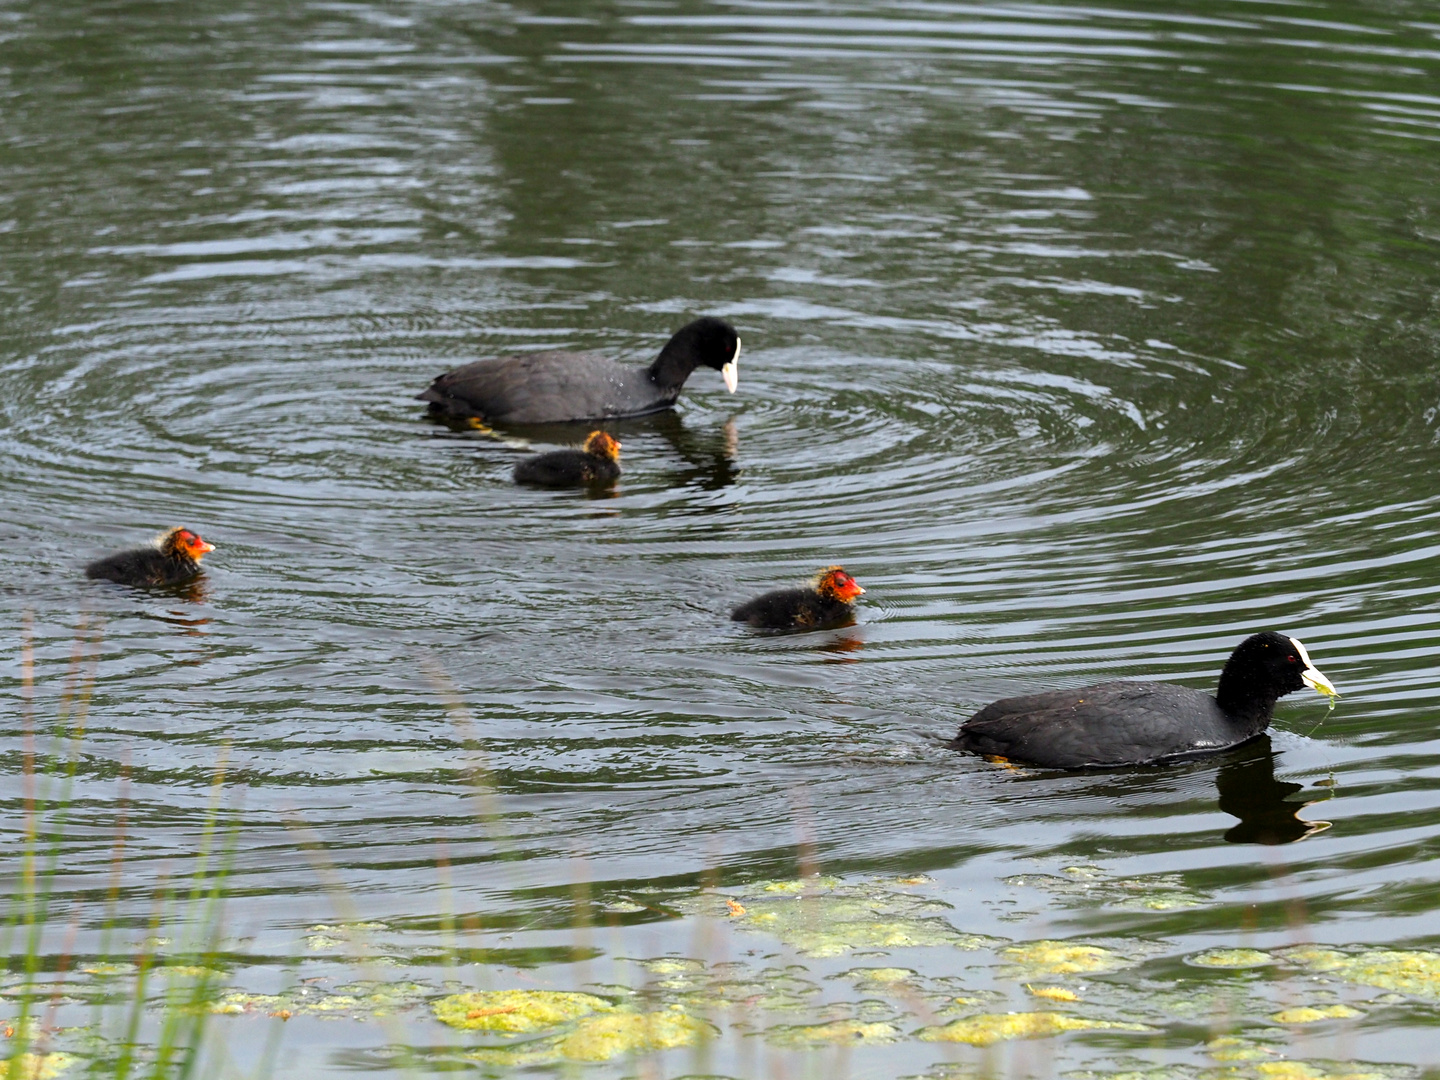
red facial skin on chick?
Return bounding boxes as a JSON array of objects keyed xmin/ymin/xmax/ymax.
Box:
[
  {"xmin": 167, "ymin": 529, "xmax": 216, "ymax": 560},
  {"xmin": 583, "ymin": 431, "xmax": 621, "ymax": 461},
  {"xmin": 816, "ymin": 567, "xmax": 864, "ymax": 604}
]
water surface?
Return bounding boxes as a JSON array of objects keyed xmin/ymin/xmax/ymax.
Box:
[{"xmin": 3, "ymin": 0, "xmax": 1440, "ymax": 1075}]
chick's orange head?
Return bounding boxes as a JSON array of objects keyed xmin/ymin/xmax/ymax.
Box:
[
  {"xmin": 166, "ymin": 528, "xmax": 215, "ymax": 560},
  {"xmin": 816, "ymin": 566, "xmax": 864, "ymax": 603},
  {"xmin": 584, "ymin": 431, "xmax": 621, "ymax": 460}
]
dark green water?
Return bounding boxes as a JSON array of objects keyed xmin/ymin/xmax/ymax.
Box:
[{"xmin": 4, "ymin": 0, "xmax": 1440, "ymax": 1075}]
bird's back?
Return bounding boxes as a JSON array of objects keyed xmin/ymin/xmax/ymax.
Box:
[
  {"xmin": 731, "ymin": 587, "xmax": 850, "ymax": 630},
  {"xmin": 420, "ymin": 352, "xmax": 666, "ymax": 424},
  {"xmin": 86, "ymin": 548, "xmax": 178, "ymax": 586},
  {"xmin": 513, "ymin": 449, "xmax": 618, "ymax": 487},
  {"xmin": 956, "ymin": 681, "xmax": 1256, "ymax": 767}
]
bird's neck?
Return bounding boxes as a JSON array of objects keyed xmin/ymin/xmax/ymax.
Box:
[
  {"xmin": 161, "ymin": 544, "xmax": 198, "ymax": 568},
  {"xmin": 1216, "ymin": 678, "xmax": 1278, "ymax": 725},
  {"xmin": 647, "ymin": 341, "xmax": 698, "ymax": 393}
]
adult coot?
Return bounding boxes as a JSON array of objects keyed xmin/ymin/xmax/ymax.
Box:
[
  {"xmin": 85, "ymin": 527, "xmax": 215, "ymax": 586},
  {"xmin": 514, "ymin": 430, "xmax": 621, "ymax": 488},
  {"xmin": 418, "ymin": 317, "xmax": 740, "ymax": 424},
  {"xmin": 731, "ymin": 566, "xmax": 865, "ymax": 631},
  {"xmin": 954, "ymin": 632, "xmax": 1337, "ymax": 768}
]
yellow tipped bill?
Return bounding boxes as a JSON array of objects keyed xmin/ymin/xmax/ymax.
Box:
[
  {"xmin": 1293, "ymin": 637, "xmax": 1339, "ymax": 698},
  {"xmin": 721, "ymin": 338, "xmax": 740, "ymax": 393}
]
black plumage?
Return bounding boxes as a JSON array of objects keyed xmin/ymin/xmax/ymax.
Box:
[
  {"xmin": 953, "ymin": 632, "xmax": 1338, "ymax": 768},
  {"xmin": 85, "ymin": 527, "xmax": 215, "ymax": 587},
  {"xmin": 513, "ymin": 431, "xmax": 621, "ymax": 488},
  {"xmin": 419, "ymin": 317, "xmax": 740, "ymax": 424},
  {"xmin": 731, "ymin": 567, "xmax": 865, "ymax": 631}
]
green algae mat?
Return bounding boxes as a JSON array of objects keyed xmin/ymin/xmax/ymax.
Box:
[{"xmin": 5, "ymin": 871, "xmax": 1433, "ymax": 1078}]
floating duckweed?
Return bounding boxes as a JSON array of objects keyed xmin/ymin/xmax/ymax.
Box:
[
  {"xmin": 210, "ymin": 991, "xmax": 286, "ymax": 1014},
  {"xmin": 164, "ymin": 965, "xmax": 223, "ymax": 979},
  {"xmin": 1190, "ymin": 948, "xmax": 1275, "ymax": 968},
  {"xmin": 782, "ymin": 908, "xmax": 985, "ymax": 957},
  {"xmin": 999, "ymin": 941, "xmax": 1126, "ymax": 976},
  {"xmin": 918, "ymin": 1011, "xmax": 1153, "ymax": 1046},
  {"xmin": 767, "ymin": 1019, "xmax": 901, "ymax": 1048},
  {"xmin": 1251, "ymin": 1064, "xmax": 1387, "ymax": 1080},
  {"xmin": 636, "ymin": 958, "xmax": 821, "ymax": 1014},
  {"xmin": 305, "ymin": 922, "xmax": 385, "ymax": 951},
  {"xmin": 761, "ymin": 878, "xmax": 838, "ymax": 894},
  {"xmin": 0, "ymin": 1053, "xmax": 75, "ymax": 1080},
  {"xmin": 77, "ymin": 962, "xmax": 133, "ymax": 977},
  {"xmin": 462, "ymin": 1045, "xmax": 548, "ymax": 1068},
  {"xmin": 691, "ymin": 880, "xmax": 993, "ymax": 958},
  {"xmin": 1006, "ymin": 868, "xmax": 1207, "ymax": 912},
  {"xmin": 1270, "ymin": 1004, "xmax": 1363, "ymax": 1024},
  {"xmin": 636, "ymin": 958, "xmax": 704, "ymax": 976},
  {"xmin": 1027, "ymin": 984, "xmax": 1080, "ymax": 1002},
  {"xmin": 840, "ymin": 967, "xmax": 916, "ymax": 987},
  {"xmin": 332, "ymin": 980, "xmax": 429, "ymax": 1016},
  {"xmin": 461, "ymin": 1010, "xmax": 711, "ymax": 1067},
  {"xmin": 432, "ymin": 989, "xmax": 613, "ymax": 1033},
  {"xmin": 739, "ymin": 967, "xmax": 821, "ymax": 1011},
  {"xmin": 1206, "ymin": 1036, "xmax": 1277, "ymax": 1063},
  {"xmin": 1280, "ymin": 948, "xmax": 1347, "ymax": 970},
  {"xmin": 1114, "ymin": 895, "xmax": 1203, "ymax": 912},
  {"xmin": 601, "ymin": 899, "xmax": 647, "ymax": 913},
  {"xmin": 206, "ymin": 981, "xmax": 434, "ymax": 1020},
  {"xmin": 1282, "ymin": 948, "xmax": 1440, "ymax": 999},
  {"xmin": 304, "ymin": 994, "xmax": 361, "ymax": 1013},
  {"xmin": 1109, "ymin": 979, "xmax": 1262, "ymax": 1025},
  {"xmin": 556, "ymin": 1009, "xmax": 713, "ymax": 1061}
]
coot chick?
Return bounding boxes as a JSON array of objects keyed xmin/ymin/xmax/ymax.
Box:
[
  {"xmin": 513, "ymin": 430, "xmax": 621, "ymax": 488},
  {"xmin": 731, "ymin": 567, "xmax": 865, "ymax": 631},
  {"xmin": 954, "ymin": 632, "xmax": 1338, "ymax": 769},
  {"xmin": 418, "ymin": 317, "xmax": 740, "ymax": 424},
  {"xmin": 85, "ymin": 527, "xmax": 215, "ymax": 587}
]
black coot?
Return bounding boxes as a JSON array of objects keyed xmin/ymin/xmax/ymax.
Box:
[
  {"xmin": 513, "ymin": 431, "xmax": 621, "ymax": 488},
  {"xmin": 85, "ymin": 527, "xmax": 215, "ymax": 586},
  {"xmin": 419, "ymin": 317, "xmax": 740, "ymax": 424},
  {"xmin": 731, "ymin": 567, "xmax": 865, "ymax": 631},
  {"xmin": 954, "ymin": 632, "xmax": 1338, "ymax": 768}
]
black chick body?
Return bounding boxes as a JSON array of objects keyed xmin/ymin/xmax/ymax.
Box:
[
  {"xmin": 419, "ymin": 317, "xmax": 740, "ymax": 424},
  {"xmin": 514, "ymin": 431, "xmax": 621, "ymax": 488},
  {"xmin": 954, "ymin": 631, "xmax": 1337, "ymax": 768},
  {"xmin": 85, "ymin": 527, "xmax": 214, "ymax": 587},
  {"xmin": 731, "ymin": 567, "xmax": 865, "ymax": 631}
]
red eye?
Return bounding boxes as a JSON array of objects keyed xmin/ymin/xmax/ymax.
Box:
[{"xmin": 1287, "ymin": 656, "xmax": 1296, "ymax": 662}]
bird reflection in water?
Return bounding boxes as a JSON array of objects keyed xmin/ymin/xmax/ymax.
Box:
[
  {"xmin": 454, "ymin": 411, "xmax": 741, "ymax": 493},
  {"xmin": 820, "ymin": 631, "xmax": 864, "ymax": 662},
  {"xmin": 1216, "ymin": 737, "xmax": 1330, "ymax": 845},
  {"xmin": 138, "ymin": 578, "xmax": 214, "ymax": 640},
  {"xmin": 617, "ymin": 411, "xmax": 740, "ymax": 492}
]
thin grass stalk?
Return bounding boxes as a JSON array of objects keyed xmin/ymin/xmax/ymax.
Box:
[
  {"xmin": 5, "ymin": 615, "xmax": 100, "ymax": 1072},
  {"xmin": 148, "ymin": 748, "xmax": 235, "ymax": 1080},
  {"xmin": 283, "ymin": 816, "xmax": 425, "ymax": 1079},
  {"xmin": 86, "ymin": 757, "xmax": 132, "ymax": 1046},
  {"xmin": 111, "ymin": 884, "xmax": 168, "ymax": 1080}
]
